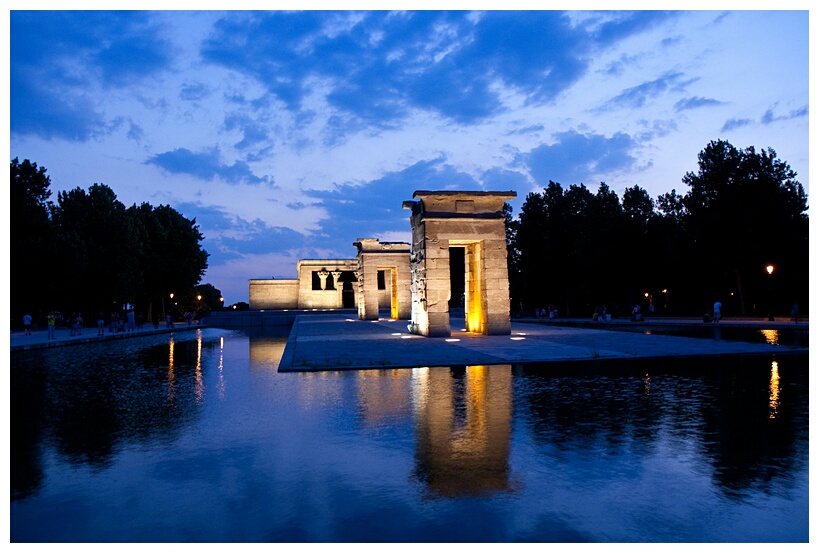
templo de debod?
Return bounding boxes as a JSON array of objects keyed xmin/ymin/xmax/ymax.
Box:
[{"xmin": 249, "ymin": 190, "xmax": 516, "ymax": 337}]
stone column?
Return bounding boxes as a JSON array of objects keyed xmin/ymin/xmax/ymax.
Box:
[
  {"xmin": 318, "ymin": 269, "xmax": 329, "ymax": 290},
  {"xmin": 331, "ymin": 270, "xmax": 343, "ymax": 306}
]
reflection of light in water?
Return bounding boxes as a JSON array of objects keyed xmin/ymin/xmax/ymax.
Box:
[
  {"xmin": 411, "ymin": 367, "xmax": 430, "ymax": 415},
  {"xmin": 769, "ymin": 360, "xmax": 780, "ymax": 418},
  {"xmin": 167, "ymin": 338, "xmax": 176, "ymax": 403},
  {"xmin": 217, "ymin": 336, "xmax": 226, "ymax": 400},
  {"xmin": 194, "ymin": 332, "xmax": 204, "ymax": 404},
  {"xmin": 760, "ymin": 329, "xmax": 780, "ymax": 345},
  {"xmin": 644, "ymin": 373, "xmax": 651, "ymax": 395},
  {"xmin": 412, "ymin": 365, "xmax": 512, "ymax": 497},
  {"xmin": 356, "ymin": 368, "xmax": 413, "ymax": 426}
]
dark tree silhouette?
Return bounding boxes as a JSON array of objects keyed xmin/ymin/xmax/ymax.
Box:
[
  {"xmin": 508, "ymin": 140, "xmax": 808, "ymax": 318},
  {"xmin": 9, "ymin": 158, "xmax": 210, "ymax": 327},
  {"xmin": 10, "ymin": 158, "xmax": 58, "ymax": 320},
  {"xmin": 681, "ymin": 140, "xmax": 808, "ymax": 315}
]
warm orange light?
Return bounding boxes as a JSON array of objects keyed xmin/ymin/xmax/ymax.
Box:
[
  {"xmin": 766, "ymin": 265, "xmax": 774, "ymax": 275},
  {"xmin": 197, "ymin": 295, "xmax": 202, "ymax": 301},
  {"xmin": 769, "ymin": 360, "xmax": 780, "ymax": 418}
]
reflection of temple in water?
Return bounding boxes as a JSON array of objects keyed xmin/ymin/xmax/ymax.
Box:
[
  {"xmin": 248, "ymin": 331, "xmax": 289, "ymax": 372},
  {"xmin": 246, "ymin": 339, "xmax": 515, "ymax": 497},
  {"xmin": 411, "ymin": 365, "xmax": 513, "ymax": 497},
  {"xmin": 356, "ymin": 369, "xmax": 415, "ymax": 427}
]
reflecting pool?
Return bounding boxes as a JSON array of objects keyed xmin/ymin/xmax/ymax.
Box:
[{"xmin": 10, "ymin": 328, "xmax": 808, "ymax": 542}]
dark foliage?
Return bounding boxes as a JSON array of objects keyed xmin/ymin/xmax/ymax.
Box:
[
  {"xmin": 507, "ymin": 140, "xmax": 808, "ymax": 318},
  {"xmin": 10, "ymin": 158, "xmax": 214, "ymax": 327}
]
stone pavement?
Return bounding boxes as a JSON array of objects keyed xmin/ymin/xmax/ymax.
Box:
[
  {"xmin": 277, "ymin": 313, "xmax": 808, "ymax": 371},
  {"xmin": 9, "ymin": 322, "xmax": 206, "ymax": 352}
]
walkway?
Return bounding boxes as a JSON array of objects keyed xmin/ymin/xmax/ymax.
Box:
[
  {"xmin": 9, "ymin": 322, "xmax": 206, "ymax": 352},
  {"xmin": 277, "ymin": 313, "xmax": 808, "ymax": 371}
]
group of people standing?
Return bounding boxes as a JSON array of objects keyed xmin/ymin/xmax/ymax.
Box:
[
  {"xmin": 20, "ymin": 308, "xmax": 145, "ymax": 339},
  {"xmin": 103, "ymin": 309, "xmax": 141, "ymax": 334},
  {"xmin": 534, "ymin": 305, "xmax": 559, "ymax": 319}
]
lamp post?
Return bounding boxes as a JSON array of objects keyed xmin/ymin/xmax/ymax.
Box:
[{"xmin": 766, "ymin": 265, "xmax": 775, "ymax": 322}]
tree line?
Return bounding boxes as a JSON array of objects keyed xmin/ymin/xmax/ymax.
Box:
[
  {"xmin": 506, "ymin": 140, "xmax": 809, "ymax": 319},
  {"xmin": 11, "ymin": 157, "xmax": 216, "ymax": 328}
]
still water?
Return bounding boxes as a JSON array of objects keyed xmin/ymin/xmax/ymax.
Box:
[{"xmin": 10, "ymin": 328, "xmax": 808, "ymax": 542}]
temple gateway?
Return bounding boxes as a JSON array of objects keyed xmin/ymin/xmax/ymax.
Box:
[{"xmin": 249, "ymin": 190, "xmax": 516, "ymax": 337}]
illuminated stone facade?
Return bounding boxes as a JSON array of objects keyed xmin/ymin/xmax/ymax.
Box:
[
  {"xmin": 403, "ymin": 190, "xmax": 516, "ymax": 337},
  {"xmin": 249, "ymin": 259, "xmax": 358, "ymax": 310},
  {"xmin": 353, "ymin": 238, "xmax": 412, "ymax": 320}
]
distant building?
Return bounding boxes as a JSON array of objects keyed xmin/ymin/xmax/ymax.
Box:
[
  {"xmin": 249, "ymin": 239, "xmax": 412, "ymax": 315},
  {"xmin": 249, "ymin": 259, "xmax": 358, "ymax": 310}
]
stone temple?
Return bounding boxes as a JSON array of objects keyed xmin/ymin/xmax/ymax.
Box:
[
  {"xmin": 403, "ymin": 190, "xmax": 516, "ymax": 337},
  {"xmin": 248, "ymin": 190, "xmax": 516, "ymax": 337}
]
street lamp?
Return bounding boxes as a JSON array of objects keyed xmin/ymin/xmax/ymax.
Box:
[{"xmin": 766, "ymin": 265, "xmax": 775, "ymax": 321}]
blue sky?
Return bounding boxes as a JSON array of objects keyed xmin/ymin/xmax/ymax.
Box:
[{"xmin": 7, "ymin": 7, "xmax": 810, "ymax": 304}]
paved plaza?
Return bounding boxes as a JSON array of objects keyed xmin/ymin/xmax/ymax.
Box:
[{"xmin": 277, "ymin": 313, "xmax": 808, "ymax": 371}]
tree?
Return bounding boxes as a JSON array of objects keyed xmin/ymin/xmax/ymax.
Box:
[
  {"xmin": 51, "ymin": 184, "xmax": 144, "ymax": 317},
  {"xmin": 514, "ymin": 181, "xmax": 623, "ymax": 316},
  {"xmin": 503, "ymin": 201, "xmax": 522, "ymax": 310},
  {"xmin": 10, "ymin": 158, "xmax": 212, "ymax": 326},
  {"xmin": 681, "ymin": 140, "xmax": 808, "ymax": 315},
  {"xmin": 10, "ymin": 158, "xmax": 57, "ymax": 320},
  {"xmin": 127, "ymin": 203, "xmax": 209, "ymax": 322}
]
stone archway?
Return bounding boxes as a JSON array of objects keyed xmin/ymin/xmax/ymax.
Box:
[
  {"xmin": 353, "ymin": 238, "xmax": 411, "ymax": 320},
  {"xmin": 403, "ymin": 191, "xmax": 516, "ymax": 337}
]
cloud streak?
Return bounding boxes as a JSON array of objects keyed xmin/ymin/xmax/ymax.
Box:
[{"xmin": 147, "ymin": 148, "xmax": 273, "ymax": 186}]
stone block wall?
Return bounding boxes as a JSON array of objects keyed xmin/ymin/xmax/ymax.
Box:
[
  {"xmin": 354, "ymin": 238, "xmax": 411, "ymax": 320},
  {"xmin": 404, "ymin": 191, "xmax": 515, "ymax": 337},
  {"xmin": 249, "ymin": 279, "xmax": 300, "ymax": 309},
  {"xmin": 296, "ymin": 259, "xmax": 358, "ymax": 309}
]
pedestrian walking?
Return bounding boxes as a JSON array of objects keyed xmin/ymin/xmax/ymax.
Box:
[
  {"xmin": 47, "ymin": 312, "xmax": 56, "ymax": 340},
  {"xmin": 713, "ymin": 301, "xmax": 722, "ymax": 323},
  {"xmin": 23, "ymin": 313, "xmax": 32, "ymax": 335},
  {"xmin": 97, "ymin": 312, "xmax": 105, "ymax": 336}
]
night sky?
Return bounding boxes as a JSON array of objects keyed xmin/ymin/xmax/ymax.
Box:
[{"xmin": 8, "ymin": 8, "xmax": 810, "ymax": 303}]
